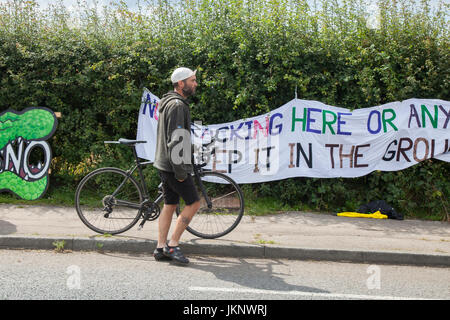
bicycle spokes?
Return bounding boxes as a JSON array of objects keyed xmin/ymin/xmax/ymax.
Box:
[
  {"xmin": 178, "ymin": 171, "xmax": 244, "ymax": 239},
  {"xmin": 75, "ymin": 168, "xmax": 143, "ymax": 234}
]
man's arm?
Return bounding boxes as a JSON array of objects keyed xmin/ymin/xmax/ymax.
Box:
[{"xmin": 166, "ymin": 103, "xmax": 190, "ymax": 181}]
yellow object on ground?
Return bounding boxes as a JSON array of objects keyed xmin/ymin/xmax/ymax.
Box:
[{"xmin": 336, "ymin": 211, "xmax": 388, "ymax": 219}]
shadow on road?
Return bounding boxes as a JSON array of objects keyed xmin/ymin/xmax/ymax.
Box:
[
  {"xmin": 187, "ymin": 256, "xmax": 329, "ymax": 294},
  {"xmin": 0, "ymin": 220, "xmax": 17, "ymax": 235},
  {"xmin": 100, "ymin": 251, "xmax": 328, "ymax": 294}
]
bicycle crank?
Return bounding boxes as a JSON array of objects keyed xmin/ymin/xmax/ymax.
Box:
[{"xmin": 138, "ymin": 203, "xmax": 161, "ymax": 230}]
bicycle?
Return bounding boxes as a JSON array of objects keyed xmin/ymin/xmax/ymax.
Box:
[{"xmin": 74, "ymin": 138, "xmax": 244, "ymax": 239}]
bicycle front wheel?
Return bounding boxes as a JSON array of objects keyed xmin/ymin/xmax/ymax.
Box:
[
  {"xmin": 177, "ymin": 171, "xmax": 244, "ymax": 239},
  {"xmin": 75, "ymin": 167, "xmax": 143, "ymax": 235}
]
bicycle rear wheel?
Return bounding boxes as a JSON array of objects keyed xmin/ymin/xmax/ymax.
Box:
[
  {"xmin": 75, "ymin": 167, "xmax": 143, "ymax": 235},
  {"xmin": 177, "ymin": 171, "xmax": 244, "ymax": 239}
]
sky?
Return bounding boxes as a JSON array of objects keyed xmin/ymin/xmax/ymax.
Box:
[
  {"xmin": 17, "ymin": 0, "xmax": 140, "ymax": 7},
  {"xmin": 0, "ymin": 0, "xmax": 144, "ymax": 12},
  {"xmin": 3, "ymin": 0, "xmax": 142, "ymax": 8},
  {"xmin": 0, "ymin": 0, "xmax": 158, "ymax": 20}
]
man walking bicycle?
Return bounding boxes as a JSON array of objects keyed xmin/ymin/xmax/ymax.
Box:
[{"xmin": 153, "ymin": 67, "xmax": 200, "ymax": 265}]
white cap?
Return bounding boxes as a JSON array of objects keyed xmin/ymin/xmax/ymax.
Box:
[{"xmin": 171, "ymin": 67, "xmax": 197, "ymax": 84}]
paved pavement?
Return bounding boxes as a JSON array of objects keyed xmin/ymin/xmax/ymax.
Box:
[{"xmin": 0, "ymin": 204, "xmax": 449, "ymax": 267}]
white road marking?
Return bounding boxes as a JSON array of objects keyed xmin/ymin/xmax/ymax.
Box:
[{"xmin": 189, "ymin": 286, "xmax": 430, "ymax": 300}]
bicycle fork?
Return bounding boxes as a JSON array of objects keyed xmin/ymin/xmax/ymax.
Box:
[{"xmin": 195, "ymin": 173, "xmax": 212, "ymax": 209}]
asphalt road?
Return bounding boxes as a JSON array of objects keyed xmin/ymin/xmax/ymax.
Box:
[{"xmin": 0, "ymin": 249, "xmax": 448, "ymax": 301}]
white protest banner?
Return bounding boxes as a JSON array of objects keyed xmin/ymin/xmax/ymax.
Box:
[{"xmin": 136, "ymin": 88, "xmax": 449, "ymax": 184}]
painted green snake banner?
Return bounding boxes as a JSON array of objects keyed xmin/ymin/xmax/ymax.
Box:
[{"xmin": 0, "ymin": 107, "xmax": 57, "ymax": 200}]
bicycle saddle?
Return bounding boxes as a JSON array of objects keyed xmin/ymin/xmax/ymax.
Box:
[
  {"xmin": 103, "ymin": 138, "xmax": 147, "ymax": 145},
  {"xmin": 119, "ymin": 138, "xmax": 146, "ymax": 145}
]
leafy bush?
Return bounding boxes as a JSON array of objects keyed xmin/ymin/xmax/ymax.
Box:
[{"xmin": 0, "ymin": 0, "xmax": 448, "ymax": 219}]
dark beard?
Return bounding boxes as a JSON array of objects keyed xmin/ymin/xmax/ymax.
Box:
[{"xmin": 182, "ymin": 85, "xmax": 195, "ymax": 97}]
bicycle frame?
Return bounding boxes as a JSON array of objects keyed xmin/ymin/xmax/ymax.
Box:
[
  {"xmin": 192, "ymin": 157, "xmax": 213, "ymax": 209},
  {"xmin": 109, "ymin": 147, "xmax": 164, "ymax": 210},
  {"xmin": 108, "ymin": 140, "xmax": 213, "ymax": 214},
  {"xmin": 76, "ymin": 138, "xmax": 244, "ymax": 237}
]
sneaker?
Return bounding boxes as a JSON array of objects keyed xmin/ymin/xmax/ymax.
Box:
[
  {"xmin": 153, "ymin": 248, "xmax": 172, "ymax": 261},
  {"xmin": 163, "ymin": 245, "xmax": 189, "ymax": 265}
]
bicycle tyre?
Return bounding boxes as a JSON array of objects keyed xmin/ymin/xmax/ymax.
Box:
[
  {"xmin": 75, "ymin": 167, "xmax": 143, "ymax": 235},
  {"xmin": 176, "ymin": 171, "xmax": 244, "ymax": 239}
]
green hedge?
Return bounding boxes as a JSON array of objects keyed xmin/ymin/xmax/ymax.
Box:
[{"xmin": 0, "ymin": 0, "xmax": 448, "ymax": 219}]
